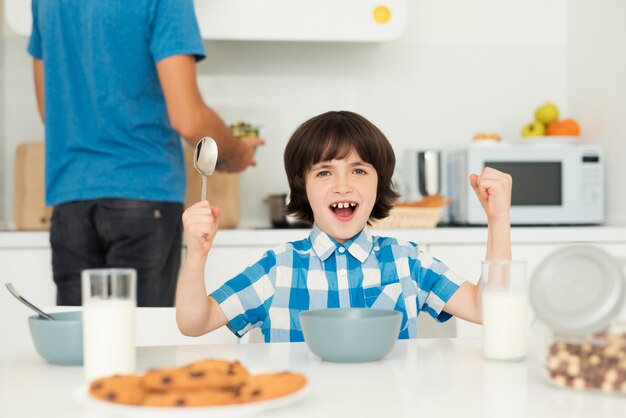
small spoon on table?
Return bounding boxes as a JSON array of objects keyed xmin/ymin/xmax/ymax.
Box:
[{"xmin": 5, "ymin": 282, "xmax": 55, "ymax": 320}]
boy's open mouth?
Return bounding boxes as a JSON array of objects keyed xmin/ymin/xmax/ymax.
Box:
[{"xmin": 329, "ymin": 202, "xmax": 358, "ymax": 220}]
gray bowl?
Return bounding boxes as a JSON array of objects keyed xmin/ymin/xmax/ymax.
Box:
[
  {"xmin": 28, "ymin": 311, "xmax": 83, "ymax": 365},
  {"xmin": 300, "ymin": 308, "xmax": 402, "ymax": 363}
]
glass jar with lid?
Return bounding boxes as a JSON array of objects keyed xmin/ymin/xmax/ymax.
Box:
[{"xmin": 530, "ymin": 244, "xmax": 626, "ymax": 395}]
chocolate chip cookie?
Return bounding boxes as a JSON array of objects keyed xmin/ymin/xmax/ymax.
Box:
[
  {"xmin": 143, "ymin": 389, "xmax": 237, "ymax": 407},
  {"xmin": 235, "ymin": 372, "xmax": 307, "ymax": 403},
  {"xmin": 141, "ymin": 359, "xmax": 250, "ymax": 391},
  {"xmin": 89, "ymin": 375, "xmax": 146, "ymax": 405}
]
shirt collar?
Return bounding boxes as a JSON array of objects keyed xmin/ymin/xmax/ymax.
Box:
[{"xmin": 309, "ymin": 225, "xmax": 373, "ymax": 263}]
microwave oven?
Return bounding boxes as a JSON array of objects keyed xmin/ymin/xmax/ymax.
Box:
[{"xmin": 446, "ymin": 144, "xmax": 604, "ymax": 225}]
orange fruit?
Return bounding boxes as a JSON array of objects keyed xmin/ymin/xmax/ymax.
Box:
[{"xmin": 546, "ymin": 118, "xmax": 580, "ymax": 136}]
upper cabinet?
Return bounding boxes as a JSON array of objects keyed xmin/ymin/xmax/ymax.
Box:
[
  {"xmin": 193, "ymin": 0, "xmax": 406, "ymax": 41},
  {"xmin": 5, "ymin": 0, "xmax": 406, "ymax": 42}
]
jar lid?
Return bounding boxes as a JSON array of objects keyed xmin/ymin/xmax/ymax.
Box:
[{"xmin": 530, "ymin": 244, "xmax": 625, "ymax": 336}]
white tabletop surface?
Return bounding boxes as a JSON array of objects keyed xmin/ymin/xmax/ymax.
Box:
[{"xmin": 1, "ymin": 338, "xmax": 625, "ymax": 418}]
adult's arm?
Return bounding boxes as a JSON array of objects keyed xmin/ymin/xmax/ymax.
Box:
[
  {"xmin": 156, "ymin": 55, "xmax": 263, "ymax": 173},
  {"xmin": 33, "ymin": 59, "xmax": 45, "ymax": 122}
]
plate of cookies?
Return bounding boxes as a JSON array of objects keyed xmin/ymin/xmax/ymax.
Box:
[{"xmin": 82, "ymin": 358, "xmax": 309, "ymax": 417}]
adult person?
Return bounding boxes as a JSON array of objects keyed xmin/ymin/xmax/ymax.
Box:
[{"xmin": 28, "ymin": 0, "xmax": 264, "ymax": 307}]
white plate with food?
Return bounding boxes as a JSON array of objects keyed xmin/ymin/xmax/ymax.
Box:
[{"xmin": 80, "ymin": 381, "xmax": 309, "ymax": 417}]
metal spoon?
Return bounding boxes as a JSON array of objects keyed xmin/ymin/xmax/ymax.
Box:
[
  {"xmin": 5, "ymin": 282, "xmax": 55, "ymax": 320},
  {"xmin": 193, "ymin": 137, "xmax": 219, "ymax": 201}
]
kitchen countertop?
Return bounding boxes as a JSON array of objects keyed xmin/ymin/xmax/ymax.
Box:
[
  {"xmin": 2, "ymin": 226, "xmax": 626, "ymax": 248},
  {"xmin": 1, "ymin": 338, "xmax": 624, "ymax": 418}
]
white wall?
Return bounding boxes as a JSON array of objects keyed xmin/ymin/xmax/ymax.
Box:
[
  {"xmin": 1, "ymin": 0, "xmax": 570, "ymax": 228},
  {"xmin": 568, "ymin": 0, "xmax": 626, "ymax": 225}
]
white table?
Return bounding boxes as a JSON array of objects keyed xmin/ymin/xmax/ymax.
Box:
[{"xmin": 1, "ymin": 339, "xmax": 625, "ymax": 418}]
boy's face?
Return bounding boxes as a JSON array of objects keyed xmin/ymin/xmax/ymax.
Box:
[{"xmin": 305, "ymin": 148, "xmax": 378, "ymax": 243}]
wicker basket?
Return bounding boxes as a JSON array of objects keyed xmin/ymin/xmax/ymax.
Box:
[{"xmin": 370, "ymin": 206, "xmax": 442, "ymax": 229}]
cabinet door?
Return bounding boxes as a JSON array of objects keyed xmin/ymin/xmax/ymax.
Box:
[
  {"xmin": 0, "ymin": 249, "xmax": 55, "ymax": 353},
  {"xmin": 427, "ymin": 243, "xmax": 568, "ymax": 338},
  {"xmin": 201, "ymin": 246, "xmax": 270, "ymax": 342},
  {"xmin": 425, "ymin": 244, "xmax": 484, "ymax": 339},
  {"xmin": 203, "ymin": 247, "xmax": 269, "ymax": 292}
]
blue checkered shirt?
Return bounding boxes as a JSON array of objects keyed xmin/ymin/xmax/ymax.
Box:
[{"xmin": 211, "ymin": 225, "xmax": 466, "ymax": 342}]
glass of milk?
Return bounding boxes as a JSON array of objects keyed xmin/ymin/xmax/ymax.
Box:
[
  {"xmin": 81, "ymin": 268, "xmax": 136, "ymax": 382},
  {"xmin": 481, "ymin": 260, "xmax": 528, "ymax": 362}
]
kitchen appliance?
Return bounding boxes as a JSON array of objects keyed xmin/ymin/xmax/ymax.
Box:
[
  {"xmin": 264, "ymin": 194, "xmax": 310, "ymax": 229},
  {"xmin": 404, "ymin": 149, "xmax": 450, "ymax": 223},
  {"xmin": 447, "ymin": 143, "xmax": 604, "ymax": 225}
]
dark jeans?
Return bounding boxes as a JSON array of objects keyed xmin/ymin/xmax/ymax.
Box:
[{"xmin": 50, "ymin": 199, "xmax": 183, "ymax": 307}]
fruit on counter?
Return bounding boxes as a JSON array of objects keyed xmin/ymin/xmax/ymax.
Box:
[
  {"xmin": 521, "ymin": 121, "xmax": 546, "ymax": 137},
  {"xmin": 520, "ymin": 102, "xmax": 581, "ymax": 139},
  {"xmin": 546, "ymin": 118, "xmax": 581, "ymax": 136},
  {"xmin": 534, "ymin": 102, "xmax": 559, "ymax": 125},
  {"xmin": 229, "ymin": 121, "xmax": 261, "ymax": 138}
]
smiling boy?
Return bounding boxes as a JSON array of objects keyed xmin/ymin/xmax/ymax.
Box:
[{"xmin": 176, "ymin": 111, "xmax": 512, "ymax": 342}]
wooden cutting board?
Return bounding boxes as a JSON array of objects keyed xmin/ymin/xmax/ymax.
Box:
[
  {"xmin": 14, "ymin": 142, "xmax": 52, "ymax": 230},
  {"xmin": 14, "ymin": 142, "xmax": 240, "ymax": 230}
]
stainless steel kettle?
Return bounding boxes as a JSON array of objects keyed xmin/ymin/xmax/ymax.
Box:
[
  {"xmin": 404, "ymin": 149, "xmax": 443, "ymax": 201},
  {"xmin": 417, "ymin": 150, "xmax": 441, "ymax": 197},
  {"xmin": 264, "ymin": 194, "xmax": 310, "ymax": 228}
]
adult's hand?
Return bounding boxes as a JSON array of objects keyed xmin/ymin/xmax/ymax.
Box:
[
  {"xmin": 217, "ymin": 136, "xmax": 265, "ymax": 173},
  {"xmin": 157, "ymin": 54, "xmax": 265, "ymax": 171}
]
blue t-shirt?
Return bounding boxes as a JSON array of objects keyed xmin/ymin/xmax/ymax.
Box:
[{"xmin": 27, "ymin": 0, "xmax": 206, "ymax": 206}]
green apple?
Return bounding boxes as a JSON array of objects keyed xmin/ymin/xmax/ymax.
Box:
[
  {"xmin": 521, "ymin": 121, "xmax": 546, "ymax": 137},
  {"xmin": 534, "ymin": 102, "xmax": 559, "ymax": 125}
]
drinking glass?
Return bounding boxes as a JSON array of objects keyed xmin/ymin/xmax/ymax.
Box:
[
  {"xmin": 481, "ymin": 260, "xmax": 528, "ymax": 362},
  {"xmin": 82, "ymin": 268, "xmax": 136, "ymax": 382}
]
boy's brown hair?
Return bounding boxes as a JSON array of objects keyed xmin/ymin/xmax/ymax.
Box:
[{"xmin": 284, "ymin": 110, "xmax": 399, "ymax": 225}]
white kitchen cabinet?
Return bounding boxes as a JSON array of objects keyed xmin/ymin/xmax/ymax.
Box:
[
  {"xmin": 194, "ymin": 0, "xmax": 406, "ymax": 42},
  {"xmin": 0, "ymin": 248, "xmax": 56, "ymax": 353},
  {"xmin": 203, "ymin": 246, "xmax": 269, "ymax": 292},
  {"xmin": 3, "ymin": 228, "xmax": 626, "ymax": 350},
  {"xmin": 431, "ymin": 243, "xmax": 570, "ymax": 338},
  {"xmin": 5, "ymin": 0, "xmax": 407, "ymax": 42},
  {"xmin": 427, "ymin": 243, "xmax": 484, "ymax": 339}
]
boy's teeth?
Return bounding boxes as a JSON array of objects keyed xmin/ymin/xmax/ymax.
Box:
[{"xmin": 331, "ymin": 202, "xmax": 357, "ymax": 208}]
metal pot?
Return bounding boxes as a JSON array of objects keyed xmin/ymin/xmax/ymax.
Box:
[{"xmin": 264, "ymin": 194, "xmax": 309, "ymax": 228}]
